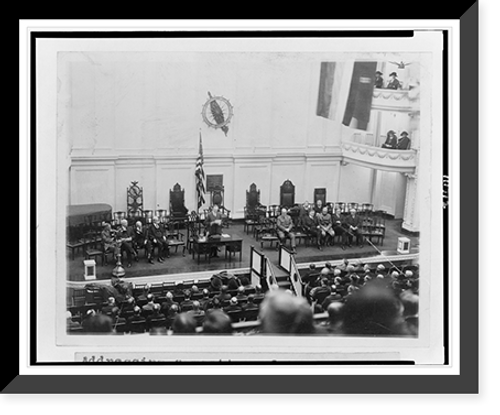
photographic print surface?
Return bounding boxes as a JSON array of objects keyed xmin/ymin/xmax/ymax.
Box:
[{"xmin": 32, "ymin": 31, "xmax": 446, "ymax": 365}]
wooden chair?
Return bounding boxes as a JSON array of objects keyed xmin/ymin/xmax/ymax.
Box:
[
  {"xmin": 112, "ymin": 211, "xmax": 127, "ymax": 226},
  {"xmin": 169, "ymin": 183, "xmax": 189, "ymax": 220},
  {"xmin": 156, "ymin": 209, "xmax": 168, "ymax": 224},
  {"xmin": 225, "ymin": 240, "xmax": 243, "ymax": 261},
  {"xmin": 210, "ymin": 185, "xmax": 232, "ymax": 227},
  {"xmin": 186, "ymin": 211, "xmax": 204, "ymax": 254},
  {"xmin": 66, "ymin": 223, "xmax": 86, "ymax": 260},
  {"xmin": 127, "ymin": 181, "xmax": 144, "ymax": 219},
  {"xmin": 280, "ymin": 180, "xmax": 295, "ymax": 208},
  {"xmin": 334, "ymin": 202, "xmax": 346, "ymax": 214},
  {"xmin": 313, "ymin": 188, "xmax": 327, "ymax": 207},
  {"xmin": 347, "ymin": 202, "xmax": 360, "ymax": 212}
]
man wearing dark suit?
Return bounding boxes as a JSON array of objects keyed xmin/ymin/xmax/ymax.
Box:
[
  {"xmin": 313, "ymin": 199, "xmax": 324, "ymax": 215},
  {"xmin": 115, "ymin": 219, "xmax": 138, "ymax": 267},
  {"xmin": 276, "ymin": 208, "xmax": 297, "ymax": 253},
  {"xmin": 205, "ymin": 204, "xmax": 226, "ymax": 257},
  {"xmin": 317, "ymin": 206, "xmax": 335, "ymax": 247},
  {"xmin": 146, "ymin": 303, "xmax": 166, "ymax": 331},
  {"xmin": 298, "ymin": 202, "xmax": 311, "ymax": 226},
  {"xmin": 146, "ymin": 216, "xmax": 170, "ymax": 264},
  {"xmin": 206, "ymin": 204, "xmax": 225, "ymax": 237},
  {"xmin": 396, "ymin": 131, "xmax": 411, "ymax": 150},
  {"xmin": 224, "ymin": 297, "xmax": 243, "ymax": 322},
  {"xmin": 127, "ymin": 306, "xmax": 147, "ymax": 333},
  {"xmin": 131, "ymin": 220, "xmax": 151, "ymax": 263},
  {"xmin": 199, "ymin": 289, "xmax": 213, "ymax": 312},
  {"xmin": 331, "ymin": 208, "xmax": 346, "ymax": 250},
  {"xmin": 241, "ymin": 296, "xmax": 260, "ymax": 321},
  {"xmin": 301, "ymin": 209, "xmax": 321, "ymax": 250},
  {"xmin": 321, "ymin": 286, "xmax": 343, "ymax": 311},
  {"xmin": 344, "ymin": 209, "xmax": 363, "ymax": 247}
]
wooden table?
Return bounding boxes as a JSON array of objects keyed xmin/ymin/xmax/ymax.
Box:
[{"xmin": 191, "ymin": 235, "xmax": 243, "ymax": 264}]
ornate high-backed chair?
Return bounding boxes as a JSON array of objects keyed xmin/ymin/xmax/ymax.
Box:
[
  {"xmin": 244, "ymin": 183, "xmax": 265, "ymax": 234},
  {"xmin": 313, "ymin": 188, "xmax": 327, "ymax": 207},
  {"xmin": 280, "ymin": 180, "xmax": 295, "ymax": 209},
  {"xmin": 169, "ymin": 183, "xmax": 189, "ymax": 220},
  {"xmin": 246, "ymin": 183, "xmax": 261, "ymax": 212},
  {"xmin": 127, "ymin": 181, "xmax": 144, "ymax": 219},
  {"xmin": 210, "ymin": 185, "xmax": 231, "ymax": 226}
]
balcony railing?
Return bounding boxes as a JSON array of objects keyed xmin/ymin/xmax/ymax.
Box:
[
  {"xmin": 371, "ymin": 88, "xmax": 419, "ymax": 112},
  {"xmin": 341, "ymin": 141, "xmax": 417, "ymax": 173}
]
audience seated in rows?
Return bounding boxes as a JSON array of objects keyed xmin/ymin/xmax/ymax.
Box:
[{"xmin": 69, "ymin": 259, "xmax": 419, "ymax": 337}]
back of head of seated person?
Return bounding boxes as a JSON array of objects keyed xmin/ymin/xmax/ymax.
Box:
[
  {"xmin": 202, "ymin": 309, "xmax": 234, "ymax": 334},
  {"xmin": 321, "ymin": 302, "xmax": 344, "ymax": 334},
  {"xmin": 82, "ymin": 313, "xmax": 114, "ymax": 334},
  {"xmin": 171, "ymin": 312, "xmax": 197, "ymax": 334},
  {"xmin": 259, "ymin": 289, "xmax": 315, "ymax": 335},
  {"xmin": 340, "ymin": 279, "xmax": 409, "ymax": 336}
]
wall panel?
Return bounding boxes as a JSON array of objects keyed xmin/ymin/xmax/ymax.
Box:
[{"xmin": 70, "ymin": 165, "xmax": 115, "ymax": 207}]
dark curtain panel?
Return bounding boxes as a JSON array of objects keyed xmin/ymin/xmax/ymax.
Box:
[
  {"xmin": 316, "ymin": 62, "xmax": 336, "ymax": 118},
  {"xmin": 342, "ymin": 61, "xmax": 377, "ymax": 130}
]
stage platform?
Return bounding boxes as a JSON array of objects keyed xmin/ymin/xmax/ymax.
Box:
[{"xmin": 66, "ymin": 218, "xmax": 419, "ymax": 287}]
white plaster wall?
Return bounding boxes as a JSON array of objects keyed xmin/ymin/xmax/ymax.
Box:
[
  {"xmin": 62, "ymin": 52, "xmax": 412, "ymax": 222},
  {"xmin": 338, "ymin": 164, "xmax": 373, "ymax": 204}
]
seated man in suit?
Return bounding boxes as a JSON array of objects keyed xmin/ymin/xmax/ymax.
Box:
[
  {"xmin": 317, "ymin": 206, "xmax": 335, "ymax": 247},
  {"xmin": 298, "ymin": 201, "xmax": 311, "ymax": 225},
  {"xmin": 206, "ymin": 204, "xmax": 225, "ymax": 236},
  {"xmin": 344, "ymin": 209, "xmax": 364, "ymax": 247},
  {"xmin": 131, "ymin": 220, "xmax": 151, "ymax": 264},
  {"xmin": 301, "ymin": 209, "xmax": 321, "ymax": 250},
  {"xmin": 313, "ymin": 199, "xmax": 324, "ymax": 215},
  {"xmin": 146, "ymin": 216, "xmax": 170, "ymax": 264},
  {"xmin": 101, "ymin": 222, "xmax": 120, "ymax": 264},
  {"xmin": 276, "ymin": 208, "xmax": 297, "ymax": 254},
  {"xmin": 331, "ymin": 208, "xmax": 346, "ymax": 250},
  {"xmin": 115, "ymin": 219, "xmax": 138, "ymax": 268},
  {"xmin": 205, "ymin": 204, "xmax": 226, "ymax": 257}
]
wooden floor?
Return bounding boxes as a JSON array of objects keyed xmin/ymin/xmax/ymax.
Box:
[{"xmin": 66, "ymin": 218, "xmax": 419, "ymax": 283}]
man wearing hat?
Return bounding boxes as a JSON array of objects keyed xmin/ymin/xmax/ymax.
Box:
[
  {"xmin": 397, "ymin": 131, "xmax": 411, "ymax": 150},
  {"xmin": 386, "ymin": 72, "xmax": 401, "ymax": 90},
  {"xmin": 374, "ymin": 70, "xmax": 384, "ymax": 88}
]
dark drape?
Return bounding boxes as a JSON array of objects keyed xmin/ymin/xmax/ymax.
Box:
[
  {"xmin": 316, "ymin": 62, "xmax": 336, "ymax": 118},
  {"xmin": 342, "ymin": 61, "xmax": 377, "ymax": 130}
]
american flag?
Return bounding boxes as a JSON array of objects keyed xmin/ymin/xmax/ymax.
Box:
[{"xmin": 195, "ymin": 132, "xmax": 206, "ymax": 210}]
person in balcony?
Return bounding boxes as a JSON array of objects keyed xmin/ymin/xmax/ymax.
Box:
[
  {"xmin": 374, "ymin": 71, "xmax": 384, "ymax": 88},
  {"xmin": 386, "ymin": 72, "xmax": 402, "ymax": 90},
  {"xmin": 381, "ymin": 130, "xmax": 398, "ymax": 149},
  {"xmin": 396, "ymin": 131, "xmax": 411, "ymax": 150}
]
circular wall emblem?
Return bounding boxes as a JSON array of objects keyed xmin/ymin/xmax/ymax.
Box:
[{"xmin": 201, "ymin": 92, "xmax": 233, "ymax": 136}]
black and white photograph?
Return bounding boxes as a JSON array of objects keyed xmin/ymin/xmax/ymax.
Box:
[{"xmin": 27, "ymin": 25, "xmax": 453, "ymax": 370}]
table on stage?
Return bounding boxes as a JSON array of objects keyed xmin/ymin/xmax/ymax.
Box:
[{"xmin": 191, "ymin": 235, "xmax": 243, "ymax": 264}]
